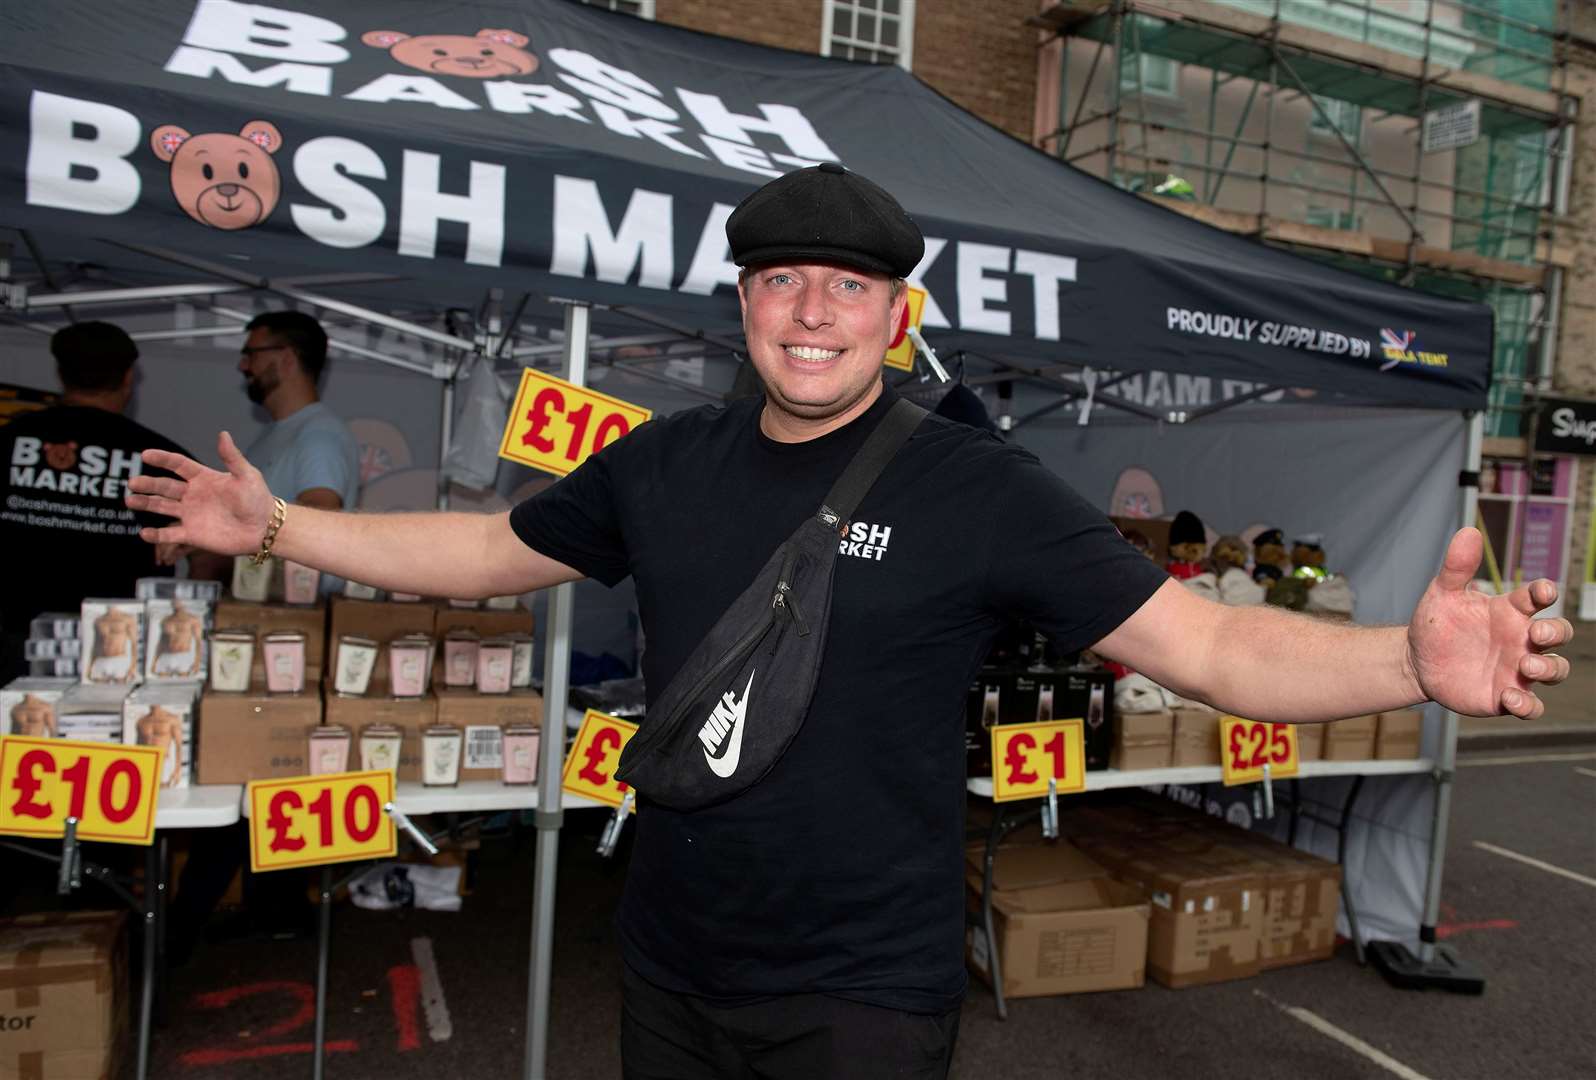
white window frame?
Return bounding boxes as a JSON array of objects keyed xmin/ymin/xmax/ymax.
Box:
[
  {"xmin": 1303, "ymin": 205, "xmax": 1361, "ymax": 231},
  {"xmin": 1118, "ymin": 53, "xmax": 1178, "ymax": 98},
  {"xmin": 821, "ymin": 0, "xmax": 916, "ymax": 71},
  {"xmin": 1309, "ymin": 96, "xmax": 1362, "ymax": 144}
]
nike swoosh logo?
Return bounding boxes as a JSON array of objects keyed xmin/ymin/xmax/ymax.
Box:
[{"xmin": 703, "ymin": 669, "xmax": 756, "ymax": 779}]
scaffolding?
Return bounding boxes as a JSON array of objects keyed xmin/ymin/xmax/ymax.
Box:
[{"xmin": 1036, "ymin": 0, "xmax": 1576, "ymax": 437}]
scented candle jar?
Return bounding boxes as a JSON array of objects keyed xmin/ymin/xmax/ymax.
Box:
[
  {"xmin": 343, "ymin": 580, "xmax": 379, "ymax": 601},
  {"xmin": 443, "ymin": 631, "xmax": 479, "ymax": 688},
  {"xmin": 446, "ymin": 598, "xmax": 479, "ymax": 609},
  {"xmin": 509, "ymin": 634, "xmax": 534, "ymax": 689},
  {"xmin": 390, "ymin": 592, "xmax": 422, "ymax": 603},
  {"xmin": 308, "ymin": 725, "xmax": 351, "ymax": 775},
  {"xmin": 231, "ymin": 555, "xmax": 271, "ymax": 602},
  {"xmin": 501, "ymin": 724, "xmax": 539, "ymax": 784},
  {"xmin": 422, "ymin": 725, "xmax": 463, "ymax": 786},
  {"xmin": 334, "ymin": 636, "xmax": 378, "ymax": 696},
  {"xmin": 359, "ymin": 724, "xmax": 403, "ymax": 773},
  {"xmin": 389, "ymin": 635, "xmax": 432, "ymax": 697},
  {"xmin": 485, "ymin": 595, "xmax": 519, "ymax": 611},
  {"xmin": 477, "ymin": 639, "xmax": 513, "ymax": 694},
  {"xmin": 282, "ymin": 560, "xmax": 321, "ymax": 604},
  {"xmin": 209, "ymin": 631, "xmax": 254, "ymax": 692},
  {"xmin": 262, "ymin": 631, "xmax": 307, "ymax": 693}
]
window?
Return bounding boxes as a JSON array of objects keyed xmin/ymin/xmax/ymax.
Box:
[
  {"xmin": 1118, "ymin": 54, "xmax": 1178, "ymax": 98},
  {"xmin": 1304, "ymin": 206, "xmax": 1361, "ymax": 231},
  {"xmin": 1309, "ymin": 96, "xmax": 1361, "ymax": 144},
  {"xmin": 822, "ymin": 0, "xmax": 915, "ymax": 70},
  {"xmin": 578, "ymin": 0, "xmax": 654, "ymax": 18}
]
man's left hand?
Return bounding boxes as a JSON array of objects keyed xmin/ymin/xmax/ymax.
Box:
[{"xmin": 1406, "ymin": 528, "xmax": 1574, "ymax": 719}]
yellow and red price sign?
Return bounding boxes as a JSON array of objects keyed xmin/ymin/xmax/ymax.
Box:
[
  {"xmin": 0, "ymin": 737, "xmax": 162, "ymax": 845},
  {"xmin": 883, "ymin": 285, "xmax": 929, "ymax": 372},
  {"xmin": 990, "ymin": 719, "xmax": 1086, "ymax": 803},
  {"xmin": 246, "ymin": 770, "xmax": 396, "ymax": 873},
  {"xmin": 1220, "ymin": 717, "xmax": 1300, "ymax": 787},
  {"xmin": 498, "ymin": 369, "xmax": 652, "ymax": 477},
  {"xmin": 561, "ymin": 709, "xmax": 638, "ymax": 810}
]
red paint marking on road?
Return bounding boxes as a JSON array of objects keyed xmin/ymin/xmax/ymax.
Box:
[
  {"xmin": 1436, "ymin": 919, "xmax": 1518, "ymax": 940},
  {"xmin": 388, "ymin": 964, "xmax": 423, "ymax": 1052},
  {"xmin": 191, "ymin": 980, "xmax": 313, "ymax": 1037},
  {"xmin": 179, "ymin": 1040, "xmax": 359, "ymax": 1067}
]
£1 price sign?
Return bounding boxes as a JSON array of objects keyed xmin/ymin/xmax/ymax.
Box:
[
  {"xmin": 882, "ymin": 286, "xmax": 929, "ymax": 372},
  {"xmin": 561, "ymin": 709, "xmax": 638, "ymax": 810},
  {"xmin": 0, "ymin": 737, "xmax": 162, "ymax": 845},
  {"xmin": 1220, "ymin": 717, "xmax": 1300, "ymax": 787},
  {"xmin": 498, "ymin": 369, "xmax": 652, "ymax": 478},
  {"xmin": 990, "ymin": 719, "xmax": 1086, "ymax": 803},
  {"xmin": 247, "ymin": 770, "xmax": 396, "ymax": 873}
]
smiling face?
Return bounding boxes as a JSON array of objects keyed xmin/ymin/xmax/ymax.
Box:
[
  {"xmin": 737, "ymin": 262, "xmax": 906, "ymax": 438},
  {"xmin": 364, "ymin": 29, "xmax": 538, "ymax": 78},
  {"xmin": 152, "ymin": 121, "xmax": 282, "ymax": 231}
]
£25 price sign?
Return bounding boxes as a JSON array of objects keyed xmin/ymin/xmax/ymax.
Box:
[
  {"xmin": 247, "ymin": 770, "xmax": 396, "ymax": 873},
  {"xmin": 990, "ymin": 719, "xmax": 1086, "ymax": 803},
  {"xmin": 0, "ymin": 737, "xmax": 162, "ymax": 845},
  {"xmin": 498, "ymin": 369, "xmax": 652, "ymax": 478},
  {"xmin": 882, "ymin": 286, "xmax": 929, "ymax": 372},
  {"xmin": 1219, "ymin": 717, "xmax": 1300, "ymax": 787},
  {"xmin": 561, "ymin": 709, "xmax": 638, "ymax": 810}
]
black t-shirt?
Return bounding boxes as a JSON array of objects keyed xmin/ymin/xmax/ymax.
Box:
[
  {"xmin": 0, "ymin": 406, "xmax": 188, "ymax": 638},
  {"xmin": 510, "ymin": 385, "xmax": 1168, "ymax": 1013}
]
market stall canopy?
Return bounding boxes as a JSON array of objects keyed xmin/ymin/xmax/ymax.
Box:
[{"xmin": 1, "ymin": 0, "xmax": 1490, "ymax": 408}]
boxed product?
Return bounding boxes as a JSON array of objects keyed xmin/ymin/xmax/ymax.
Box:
[
  {"xmin": 964, "ymin": 675, "xmax": 1004, "ymax": 777},
  {"xmin": 327, "ymin": 598, "xmax": 436, "ymax": 696},
  {"xmin": 322, "ymin": 693, "xmax": 438, "ymax": 782},
  {"xmin": 213, "ymin": 599, "xmax": 328, "ymax": 690},
  {"xmin": 2, "ymin": 678, "xmax": 74, "ymax": 737},
  {"xmin": 56, "ymin": 685, "xmax": 131, "ymax": 743},
  {"xmin": 1111, "ymin": 709, "xmax": 1172, "ymax": 771},
  {"xmin": 28, "ymin": 614, "xmax": 79, "ymax": 641},
  {"xmin": 1322, "ymin": 714, "xmax": 1378, "ymax": 761},
  {"xmin": 1376, "ymin": 708, "xmax": 1424, "ymax": 760},
  {"xmin": 123, "ymin": 684, "xmax": 201, "ymax": 790},
  {"xmin": 1059, "ymin": 669, "xmax": 1114, "ymax": 771},
  {"xmin": 963, "ymin": 841, "xmax": 1149, "ymax": 998},
  {"xmin": 144, "ymin": 598, "xmax": 212, "ymax": 683},
  {"xmin": 1226, "ymin": 835, "xmax": 1341, "ymax": 970},
  {"xmin": 1170, "ymin": 707, "xmax": 1222, "ymax": 767},
  {"xmin": 195, "ymin": 690, "xmax": 324, "ymax": 784},
  {"xmin": 1293, "ymin": 722, "xmax": 1324, "ymax": 762},
  {"xmin": 434, "ymin": 690, "xmax": 544, "ymax": 781},
  {"xmin": 964, "ymin": 665, "xmax": 1115, "ymax": 776},
  {"xmin": 0, "ymin": 911, "xmax": 127, "ymax": 1080},
  {"xmin": 78, "ymin": 600, "xmax": 144, "ymax": 688}
]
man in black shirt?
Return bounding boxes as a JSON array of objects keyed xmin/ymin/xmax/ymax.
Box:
[
  {"xmin": 129, "ymin": 166, "xmax": 1575, "ymax": 1079},
  {"xmin": 1, "ymin": 322, "xmax": 187, "ymax": 679}
]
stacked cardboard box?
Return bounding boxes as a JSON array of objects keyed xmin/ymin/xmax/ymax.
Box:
[
  {"xmin": 1323, "ymin": 714, "xmax": 1378, "ymax": 760},
  {"xmin": 1375, "ymin": 709, "xmax": 1424, "ymax": 760},
  {"xmin": 0, "ymin": 911, "xmax": 126, "ymax": 1080},
  {"xmin": 1111, "ymin": 709, "xmax": 1173, "ymax": 771}
]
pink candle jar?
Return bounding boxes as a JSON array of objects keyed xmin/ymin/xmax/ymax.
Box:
[
  {"xmin": 263, "ymin": 631, "xmax": 307, "ymax": 693},
  {"xmin": 501, "ymin": 724, "xmax": 539, "ymax": 785},
  {"xmin": 390, "ymin": 592, "xmax": 422, "ymax": 603},
  {"xmin": 443, "ymin": 631, "xmax": 479, "ymax": 688},
  {"xmin": 477, "ymin": 639, "xmax": 513, "ymax": 694},
  {"xmin": 389, "ymin": 634, "xmax": 432, "ymax": 697},
  {"xmin": 308, "ymin": 725, "xmax": 351, "ymax": 775},
  {"xmin": 509, "ymin": 633, "xmax": 534, "ymax": 689},
  {"xmin": 283, "ymin": 560, "xmax": 321, "ymax": 604},
  {"xmin": 422, "ymin": 725, "xmax": 463, "ymax": 786}
]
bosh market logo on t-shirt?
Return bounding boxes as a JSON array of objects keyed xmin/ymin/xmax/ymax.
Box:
[
  {"xmin": 839, "ymin": 521, "xmax": 892, "ymax": 562},
  {"xmin": 8, "ymin": 438, "xmax": 145, "ymax": 499}
]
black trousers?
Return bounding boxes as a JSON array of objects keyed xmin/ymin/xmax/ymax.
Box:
[{"xmin": 621, "ymin": 964, "xmax": 960, "ymax": 1080}]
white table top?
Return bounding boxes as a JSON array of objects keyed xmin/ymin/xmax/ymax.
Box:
[
  {"xmin": 155, "ymin": 784, "xmax": 243, "ymax": 829},
  {"xmin": 966, "ymin": 757, "xmax": 1435, "ymax": 798},
  {"xmin": 240, "ymin": 779, "xmax": 609, "ymax": 817}
]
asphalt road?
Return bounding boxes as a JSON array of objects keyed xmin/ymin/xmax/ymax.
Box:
[{"xmin": 45, "ymin": 747, "xmax": 1596, "ymax": 1079}]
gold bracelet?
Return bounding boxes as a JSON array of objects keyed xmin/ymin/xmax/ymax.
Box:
[{"xmin": 251, "ymin": 497, "xmax": 287, "ymax": 566}]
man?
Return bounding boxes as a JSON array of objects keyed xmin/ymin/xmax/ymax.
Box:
[
  {"xmin": 0, "ymin": 321, "xmax": 189, "ymax": 679},
  {"xmin": 151, "ymin": 600, "xmax": 205, "ymax": 678},
  {"xmin": 129, "ymin": 165, "xmax": 1574, "ymax": 1078}
]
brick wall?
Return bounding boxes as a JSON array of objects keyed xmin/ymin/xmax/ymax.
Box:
[{"xmin": 654, "ymin": 0, "xmax": 822, "ymax": 55}]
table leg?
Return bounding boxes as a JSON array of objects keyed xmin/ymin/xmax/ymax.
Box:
[
  {"xmin": 1337, "ymin": 777, "xmax": 1368, "ymax": 966},
  {"xmin": 981, "ymin": 807, "xmax": 1008, "ymax": 1021},
  {"xmin": 135, "ymin": 839, "xmax": 158, "ymax": 1080},
  {"xmin": 154, "ymin": 834, "xmax": 169, "ymax": 1026},
  {"xmin": 313, "ymin": 867, "xmax": 333, "ymax": 1080}
]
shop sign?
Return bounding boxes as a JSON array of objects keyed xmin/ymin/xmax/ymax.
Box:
[
  {"xmin": 1219, "ymin": 717, "xmax": 1300, "ymax": 787},
  {"xmin": 990, "ymin": 719, "xmax": 1085, "ymax": 802},
  {"xmin": 0, "ymin": 737, "xmax": 162, "ymax": 845},
  {"xmin": 498, "ymin": 370, "xmax": 652, "ymax": 477},
  {"xmin": 247, "ymin": 770, "xmax": 397, "ymax": 872},
  {"xmin": 1532, "ymin": 397, "xmax": 1596, "ymax": 457},
  {"xmin": 561, "ymin": 709, "xmax": 638, "ymax": 810},
  {"xmin": 1423, "ymin": 99, "xmax": 1480, "ymax": 153}
]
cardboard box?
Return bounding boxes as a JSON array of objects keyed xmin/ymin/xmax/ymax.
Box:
[
  {"xmin": 56, "ymin": 685, "xmax": 129, "ymax": 744},
  {"xmin": 1293, "ymin": 722, "xmax": 1324, "ymax": 762},
  {"xmin": 432, "ymin": 606, "xmax": 534, "ymax": 640},
  {"xmin": 124, "ymin": 684, "xmax": 201, "ymax": 790},
  {"xmin": 2, "ymin": 678, "xmax": 74, "ymax": 737},
  {"xmin": 1170, "ymin": 707, "xmax": 1221, "ymax": 767},
  {"xmin": 963, "ymin": 841, "xmax": 1149, "ymax": 998},
  {"xmin": 1112, "ymin": 709, "xmax": 1172, "ymax": 771},
  {"xmin": 1376, "ymin": 709, "xmax": 1424, "ymax": 760},
  {"xmin": 213, "ymin": 600, "xmax": 328, "ymax": 690},
  {"xmin": 1229, "ymin": 839, "xmax": 1341, "ymax": 970},
  {"xmin": 322, "ymin": 694, "xmax": 437, "ymax": 782},
  {"xmin": 0, "ymin": 911, "xmax": 126, "ymax": 1080},
  {"xmin": 196, "ymin": 691, "xmax": 323, "ymax": 784},
  {"xmin": 1323, "ymin": 714, "xmax": 1378, "ymax": 761},
  {"xmin": 326, "ymin": 599, "xmax": 436, "ymax": 696},
  {"xmin": 434, "ymin": 690, "xmax": 543, "ymax": 781}
]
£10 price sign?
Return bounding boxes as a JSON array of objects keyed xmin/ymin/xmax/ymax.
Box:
[
  {"xmin": 561, "ymin": 709, "xmax": 638, "ymax": 810},
  {"xmin": 882, "ymin": 286, "xmax": 929, "ymax": 372},
  {"xmin": 990, "ymin": 719, "xmax": 1086, "ymax": 803},
  {"xmin": 1219, "ymin": 717, "xmax": 1300, "ymax": 787},
  {"xmin": 0, "ymin": 737, "xmax": 162, "ymax": 845},
  {"xmin": 498, "ymin": 369, "xmax": 652, "ymax": 477},
  {"xmin": 247, "ymin": 770, "xmax": 396, "ymax": 872}
]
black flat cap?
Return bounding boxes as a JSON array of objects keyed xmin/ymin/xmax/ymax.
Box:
[{"xmin": 726, "ymin": 162, "xmax": 924, "ymax": 278}]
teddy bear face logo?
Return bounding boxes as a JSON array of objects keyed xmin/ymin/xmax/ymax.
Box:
[
  {"xmin": 43, "ymin": 441, "xmax": 78, "ymax": 471},
  {"xmin": 150, "ymin": 121, "xmax": 283, "ymax": 231},
  {"xmin": 362, "ymin": 28, "xmax": 538, "ymax": 78}
]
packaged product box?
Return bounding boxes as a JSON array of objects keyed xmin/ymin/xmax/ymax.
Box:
[
  {"xmin": 963, "ymin": 841, "xmax": 1149, "ymax": 997},
  {"xmin": 213, "ymin": 599, "xmax": 328, "ymax": 690},
  {"xmin": 143, "ymin": 598, "xmax": 211, "ymax": 683},
  {"xmin": 123, "ymin": 684, "xmax": 201, "ymax": 790},
  {"xmin": 1293, "ymin": 722, "xmax": 1324, "ymax": 763},
  {"xmin": 1059, "ymin": 669, "xmax": 1114, "ymax": 771},
  {"xmin": 434, "ymin": 690, "xmax": 543, "ymax": 781},
  {"xmin": 327, "ymin": 598, "xmax": 436, "ymax": 695},
  {"xmin": 1375, "ymin": 708, "xmax": 1424, "ymax": 760},
  {"xmin": 78, "ymin": 600, "xmax": 144, "ymax": 688},
  {"xmin": 1322, "ymin": 714, "xmax": 1378, "ymax": 761},
  {"xmin": 2, "ymin": 678, "xmax": 74, "ymax": 737},
  {"xmin": 964, "ymin": 675, "xmax": 1004, "ymax": 777},
  {"xmin": 1111, "ymin": 709, "xmax": 1172, "ymax": 772},
  {"xmin": 1170, "ymin": 707, "xmax": 1222, "ymax": 767},
  {"xmin": 322, "ymin": 693, "xmax": 438, "ymax": 782},
  {"xmin": 0, "ymin": 910, "xmax": 127, "ymax": 1080},
  {"xmin": 56, "ymin": 685, "xmax": 130, "ymax": 744},
  {"xmin": 196, "ymin": 690, "xmax": 324, "ymax": 784},
  {"xmin": 965, "ymin": 666, "xmax": 1115, "ymax": 776},
  {"xmin": 1222, "ymin": 835, "xmax": 1341, "ymax": 970}
]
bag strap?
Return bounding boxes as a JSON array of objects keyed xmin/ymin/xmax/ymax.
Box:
[{"xmin": 817, "ymin": 398, "xmax": 927, "ymax": 528}]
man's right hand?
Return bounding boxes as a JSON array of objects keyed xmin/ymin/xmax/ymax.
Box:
[{"xmin": 127, "ymin": 432, "xmax": 275, "ymax": 556}]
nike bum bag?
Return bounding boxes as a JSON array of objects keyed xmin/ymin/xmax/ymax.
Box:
[{"xmin": 614, "ymin": 398, "xmax": 926, "ymax": 811}]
